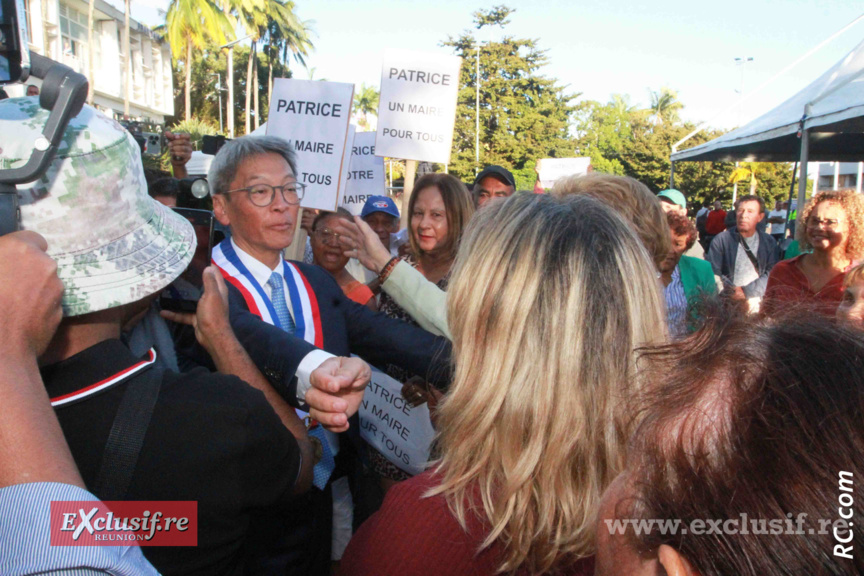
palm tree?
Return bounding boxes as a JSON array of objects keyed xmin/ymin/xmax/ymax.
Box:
[
  {"xmin": 353, "ymin": 84, "xmax": 379, "ymax": 130},
  {"xmin": 160, "ymin": 0, "xmax": 234, "ymax": 121},
  {"xmin": 234, "ymin": 0, "xmax": 312, "ymax": 132},
  {"xmin": 263, "ymin": 0, "xmax": 313, "ymax": 98},
  {"xmin": 648, "ymin": 87, "xmax": 683, "ymax": 125},
  {"xmin": 729, "ymin": 162, "xmax": 767, "ymax": 194}
]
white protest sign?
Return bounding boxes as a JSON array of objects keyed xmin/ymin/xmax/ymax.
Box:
[
  {"xmin": 335, "ymin": 124, "xmax": 356, "ymax": 209},
  {"xmin": 267, "ymin": 79, "xmax": 354, "ymax": 211},
  {"xmin": 359, "ymin": 365, "xmax": 436, "ymax": 476},
  {"xmin": 375, "ymin": 50, "xmax": 462, "ymax": 164},
  {"xmin": 339, "ymin": 131, "xmax": 386, "ymax": 215},
  {"xmin": 536, "ymin": 157, "xmax": 592, "ymax": 189}
]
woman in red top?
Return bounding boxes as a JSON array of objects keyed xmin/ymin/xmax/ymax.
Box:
[
  {"xmin": 762, "ymin": 189, "xmax": 864, "ymax": 317},
  {"xmin": 341, "ymin": 193, "xmax": 667, "ymax": 576}
]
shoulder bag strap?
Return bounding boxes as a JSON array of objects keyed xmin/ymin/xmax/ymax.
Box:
[
  {"xmin": 92, "ymin": 365, "xmax": 163, "ymax": 501},
  {"xmin": 737, "ymin": 234, "xmax": 760, "ymax": 273}
]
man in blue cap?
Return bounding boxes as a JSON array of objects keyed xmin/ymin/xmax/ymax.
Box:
[{"xmin": 360, "ymin": 195, "xmax": 404, "ymax": 256}]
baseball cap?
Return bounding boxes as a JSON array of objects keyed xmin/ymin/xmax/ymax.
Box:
[
  {"xmin": 0, "ymin": 98, "xmax": 196, "ymax": 316},
  {"xmin": 474, "ymin": 165, "xmax": 515, "ymax": 189},
  {"xmin": 361, "ymin": 195, "xmax": 400, "ymax": 219},
  {"xmin": 658, "ymin": 189, "xmax": 687, "ymax": 209}
]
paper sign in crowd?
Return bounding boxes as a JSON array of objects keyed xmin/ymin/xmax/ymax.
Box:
[
  {"xmin": 375, "ymin": 49, "xmax": 462, "ymax": 164},
  {"xmin": 267, "ymin": 78, "xmax": 355, "ymax": 211},
  {"xmin": 358, "ymin": 365, "xmax": 436, "ymax": 476},
  {"xmin": 266, "ymin": 50, "xmax": 463, "ymax": 211},
  {"xmin": 340, "ymin": 132, "xmax": 387, "ymax": 215}
]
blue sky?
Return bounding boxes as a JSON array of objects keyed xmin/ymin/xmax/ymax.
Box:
[{"xmin": 126, "ymin": 0, "xmax": 863, "ymax": 130}]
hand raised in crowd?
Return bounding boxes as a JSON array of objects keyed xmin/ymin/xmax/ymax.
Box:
[
  {"xmin": 306, "ymin": 356, "xmax": 371, "ymax": 433},
  {"xmin": 0, "ymin": 231, "xmax": 64, "ymax": 358},
  {"xmin": 165, "ymin": 131, "xmax": 192, "ymax": 178},
  {"xmin": 331, "ymin": 216, "xmax": 393, "ymax": 274},
  {"xmin": 300, "ymin": 208, "xmax": 319, "ymax": 235}
]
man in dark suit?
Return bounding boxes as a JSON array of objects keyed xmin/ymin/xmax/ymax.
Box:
[{"xmin": 207, "ymin": 135, "xmax": 451, "ymax": 575}]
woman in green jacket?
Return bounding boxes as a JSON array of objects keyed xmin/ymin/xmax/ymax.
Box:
[{"xmin": 660, "ymin": 212, "xmax": 717, "ymax": 338}]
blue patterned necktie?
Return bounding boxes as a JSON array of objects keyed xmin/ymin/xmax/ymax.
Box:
[{"xmin": 267, "ymin": 271, "xmax": 334, "ymax": 490}]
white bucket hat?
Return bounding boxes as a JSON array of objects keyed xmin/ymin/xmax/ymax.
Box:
[{"xmin": 0, "ymin": 97, "xmax": 196, "ymax": 316}]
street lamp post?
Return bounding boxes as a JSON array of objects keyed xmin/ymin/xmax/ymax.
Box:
[
  {"xmin": 211, "ymin": 73, "xmax": 223, "ymax": 133},
  {"xmin": 732, "ymin": 56, "xmax": 754, "ymax": 205},
  {"xmin": 220, "ymin": 35, "xmax": 251, "ymax": 139}
]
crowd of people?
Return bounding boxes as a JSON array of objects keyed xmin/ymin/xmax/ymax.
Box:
[{"xmin": 0, "ymin": 95, "xmax": 862, "ymax": 576}]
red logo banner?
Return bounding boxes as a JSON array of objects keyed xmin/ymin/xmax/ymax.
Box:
[{"xmin": 50, "ymin": 501, "xmax": 197, "ymax": 546}]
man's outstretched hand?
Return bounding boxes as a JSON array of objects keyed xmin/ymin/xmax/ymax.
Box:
[{"xmin": 307, "ymin": 356, "xmax": 371, "ymax": 433}]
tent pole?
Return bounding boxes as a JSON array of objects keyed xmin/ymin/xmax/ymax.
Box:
[
  {"xmin": 784, "ymin": 160, "xmax": 798, "ymax": 234},
  {"xmin": 797, "ymin": 128, "xmax": 810, "ymax": 216},
  {"xmin": 669, "ymin": 161, "xmax": 675, "ymax": 188}
]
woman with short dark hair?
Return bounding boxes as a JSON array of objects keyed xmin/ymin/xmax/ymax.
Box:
[
  {"xmin": 660, "ymin": 212, "xmax": 716, "ymax": 338},
  {"xmin": 595, "ymin": 313, "xmax": 864, "ymax": 576}
]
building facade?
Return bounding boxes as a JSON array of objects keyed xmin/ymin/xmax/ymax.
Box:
[
  {"xmin": 18, "ymin": 0, "xmax": 174, "ymax": 123},
  {"xmin": 816, "ymin": 162, "xmax": 864, "ymax": 194}
]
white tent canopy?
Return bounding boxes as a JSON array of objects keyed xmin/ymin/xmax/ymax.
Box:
[{"xmin": 671, "ymin": 38, "xmax": 864, "ymax": 163}]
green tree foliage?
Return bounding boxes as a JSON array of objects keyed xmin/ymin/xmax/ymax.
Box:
[
  {"xmin": 353, "ymin": 83, "xmax": 379, "ymax": 131},
  {"xmin": 575, "ymin": 92, "xmax": 794, "ymax": 211},
  {"xmin": 168, "ymin": 39, "xmax": 294, "ymax": 134},
  {"xmin": 443, "ymin": 6, "xmax": 578, "ymax": 180},
  {"xmin": 648, "ymin": 87, "xmax": 683, "ymax": 125},
  {"xmin": 159, "ymin": 0, "xmax": 234, "ymax": 122},
  {"xmin": 231, "ymin": 0, "xmax": 313, "ymax": 133}
]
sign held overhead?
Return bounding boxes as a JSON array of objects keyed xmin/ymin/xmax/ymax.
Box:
[
  {"xmin": 375, "ymin": 50, "xmax": 462, "ymax": 164},
  {"xmin": 267, "ymin": 79, "xmax": 355, "ymax": 211}
]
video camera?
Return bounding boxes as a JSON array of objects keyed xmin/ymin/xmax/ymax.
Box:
[{"xmin": 0, "ymin": 0, "xmax": 88, "ymax": 235}]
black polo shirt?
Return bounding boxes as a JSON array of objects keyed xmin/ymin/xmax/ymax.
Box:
[{"xmin": 43, "ymin": 339, "xmax": 301, "ymax": 576}]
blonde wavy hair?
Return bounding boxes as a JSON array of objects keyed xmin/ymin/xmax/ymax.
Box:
[
  {"xmin": 430, "ymin": 193, "xmax": 668, "ymax": 573},
  {"xmin": 796, "ymin": 189, "xmax": 864, "ymax": 260},
  {"xmin": 550, "ymin": 173, "xmax": 672, "ymax": 270}
]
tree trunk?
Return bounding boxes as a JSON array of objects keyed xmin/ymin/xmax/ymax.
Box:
[
  {"xmin": 268, "ymin": 56, "xmax": 273, "ymax": 102},
  {"xmin": 253, "ymin": 44, "xmax": 260, "ymax": 130},
  {"xmin": 185, "ymin": 40, "xmax": 192, "ymax": 122},
  {"xmin": 245, "ymin": 40, "xmax": 254, "ymax": 135},
  {"xmin": 87, "ymin": 0, "xmax": 95, "ymax": 104}
]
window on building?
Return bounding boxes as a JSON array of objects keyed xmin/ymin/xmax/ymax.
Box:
[
  {"xmin": 59, "ymin": 3, "xmax": 89, "ymax": 58},
  {"xmin": 23, "ymin": 0, "xmax": 32, "ymax": 45}
]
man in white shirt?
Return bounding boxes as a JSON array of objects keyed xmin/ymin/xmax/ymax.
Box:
[{"xmin": 767, "ymin": 200, "xmax": 789, "ymax": 243}]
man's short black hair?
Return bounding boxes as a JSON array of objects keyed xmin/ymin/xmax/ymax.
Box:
[{"xmin": 149, "ymin": 177, "xmax": 180, "ymax": 200}]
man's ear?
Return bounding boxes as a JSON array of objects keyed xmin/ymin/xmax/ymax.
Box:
[
  {"xmin": 212, "ymin": 194, "xmax": 230, "ymax": 227},
  {"xmin": 657, "ymin": 544, "xmax": 698, "ymax": 576},
  {"xmin": 757, "ymin": 211, "xmax": 766, "ymax": 222}
]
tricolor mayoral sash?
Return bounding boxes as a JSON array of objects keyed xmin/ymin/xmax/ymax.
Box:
[{"xmin": 211, "ymin": 239, "xmax": 323, "ymax": 349}]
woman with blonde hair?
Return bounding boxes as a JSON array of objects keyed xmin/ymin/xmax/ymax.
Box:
[
  {"xmin": 341, "ymin": 193, "xmax": 667, "ymax": 575},
  {"xmin": 762, "ymin": 189, "xmax": 864, "ymax": 317},
  {"xmin": 551, "ymin": 172, "xmax": 672, "ymax": 270}
]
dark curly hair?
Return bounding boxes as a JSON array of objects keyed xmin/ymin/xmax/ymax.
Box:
[{"xmin": 665, "ymin": 212, "xmax": 697, "ymax": 251}]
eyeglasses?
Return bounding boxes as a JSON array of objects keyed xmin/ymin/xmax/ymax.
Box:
[
  {"xmin": 808, "ymin": 217, "xmax": 843, "ymax": 230},
  {"xmin": 312, "ymin": 227, "xmax": 341, "ymax": 246},
  {"xmin": 220, "ymin": 182, "xmax": 306, "ymax": 207}
]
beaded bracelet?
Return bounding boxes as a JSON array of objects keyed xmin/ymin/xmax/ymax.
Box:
[{"xmin": 378, "ymin": 257, "xmax": 400, "ymax": 285}]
